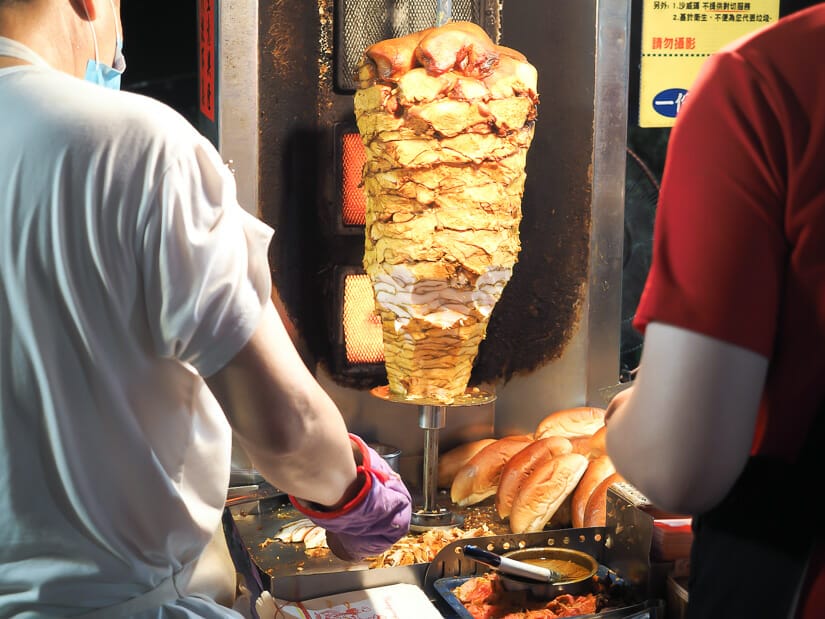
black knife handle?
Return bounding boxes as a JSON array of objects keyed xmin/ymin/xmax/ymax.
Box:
[{"xmin": 463, "ymin": 544, "xmax": 502, "ymax": 567}]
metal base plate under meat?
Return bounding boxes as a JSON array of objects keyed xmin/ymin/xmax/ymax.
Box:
[{"xmin": 370, "ymin": 385, "xmax": 496, "ymax": 532}]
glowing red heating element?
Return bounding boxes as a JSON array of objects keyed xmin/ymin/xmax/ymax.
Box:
[
  {"xmin": 341, "ymin": 133, "xmax": 367, "ymax": 226},
  {"xmin": 339, "ymin": 133, "xmax": 379, "ymax": 367},
  {"xmin": 342, "ymin": 273, "xmax": 384, "ymax": 364}
]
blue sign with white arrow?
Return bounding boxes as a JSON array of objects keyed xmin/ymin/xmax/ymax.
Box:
[{"xmin": 652, "ymin": 88, "xmax": 689, "ymax": 119}]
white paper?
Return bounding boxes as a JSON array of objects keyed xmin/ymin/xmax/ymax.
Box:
[{"xmin": 257, "ymin": 583, "xmax": 443, "ymax": 619}]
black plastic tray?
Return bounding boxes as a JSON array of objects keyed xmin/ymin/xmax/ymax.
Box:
[{"xmin": 433, "ymin": 576, "xmax": 664, "ymax": 619}]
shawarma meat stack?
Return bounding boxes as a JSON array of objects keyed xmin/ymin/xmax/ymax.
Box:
[{"xmin": 354, "ymin": 21, "xmax": 539, "ymax": 404}]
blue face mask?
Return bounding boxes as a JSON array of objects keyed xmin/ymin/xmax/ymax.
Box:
[{"xmin": 84, "ymin": 0, "xmax": 126, "ymax": 90}]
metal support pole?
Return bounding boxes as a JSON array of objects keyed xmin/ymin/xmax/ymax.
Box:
[
  {"xmin": 419, "ymin": 405, "xmax": 446, "ymax": 513},
  {"xmin": 436, "ymin": 0, "xmax": 452, "ymax": 26},
  {"xmin": 369, "ymin": 384, "xmax": 494, "ymax": 531},
  {"xmin": 410, "ymin": 404, "xmax": 463, "ymax": 531}
]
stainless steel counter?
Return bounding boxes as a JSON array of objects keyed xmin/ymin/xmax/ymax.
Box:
[
  {"xmin": 230, "ymin": 490, "xmax": 509, "ymax": 602},
  {"xmin": 229, "ymin": 485, "xmax": 657, "ymax": 616}
]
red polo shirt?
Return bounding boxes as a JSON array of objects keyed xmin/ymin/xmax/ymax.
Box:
[
  {"xmin": 632, "ymin": 6, "xmax": 825, "ymax": 616},
  {"xmin": 636, "ymin": 4, "xmax": 825, "ymax": 460}
]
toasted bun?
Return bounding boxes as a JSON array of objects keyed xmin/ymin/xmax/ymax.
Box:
[
  {"xmin": 535, "ymin": 407, "xmax": 606, "ymax": 440},
  {"xmin": 571, "ymin": 455, "xmax": 616, "ymax": 528},
  {"xmin": 495, "ymin": 436, "xmax": 573, "ymax": 519},
  {"xmin": 570, "ymin": 425, "xmax": 607, "ymax": 459},
  {"xmin": 548, "ymin": 493, "xmax": 573, "ymax": 529},
  {"xmin": 437, "ymin": 439, "xmax": 497, "ymax": 488},
  {"xmin": 569, "ymin": 436, "xmax": 592, "ymax": 457},
  {"xmin": 589, "ymin": 426, "xmax": 607, "ymax": 456},
  {"xmin": 509, "ymin": 453, "xmax": 589, "ymax": 534},
  {"xmin": 583, "ymin": 471, "xmax": 624, "ymax": 527},
  {"xmin": 450, "ymin": 435, "xmax": 533, "ymax": 506}
]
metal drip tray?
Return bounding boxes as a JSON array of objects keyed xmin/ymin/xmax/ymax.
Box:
[
  {"xmin": 230, "ymin": 486, "xmax": 654, "ymax": 606},
  {"xmin": 231, "ymin": 494, "xmax": 423, "ymax": 600},
  {"xmin": 231, "ymin": 493, "xmax": 509, "ymax": 574}
]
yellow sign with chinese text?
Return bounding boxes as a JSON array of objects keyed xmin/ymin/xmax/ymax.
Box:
[{"xmin": 639, "ymin": 0, "xmax": 779, "ymax": 127}]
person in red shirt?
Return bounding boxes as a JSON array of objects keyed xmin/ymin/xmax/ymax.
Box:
[{"xmin": 605, "ymin": 4, "xmax": 825, "ymax": 617}]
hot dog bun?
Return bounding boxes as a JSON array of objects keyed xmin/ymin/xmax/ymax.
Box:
[
  {"xmin": 495, "ymin": 435, "xmax": 573, "ymax": 519},
  {"xmin": 548, "ymin": 494, "xmax": 573, "ymax": 529},
  {"xmin": 589, "ymin": 426, "xmax": 607, "ymax": 456},
  {"xmin": 509, "ymin": 453, "xmax": 588, "ymax": 534},
  {"xmin": 450, "ymin": 435, "xmax": 533, "ymax": 506},
  {"xmin": 437, "ymin": 438, "xmax": 497, "ymax": 488},
  {"xmin": 583, "ymin": 471, "xmax": 625, "ymax": 528},
  {"xmin": 571, "ymin": 455, "xmax": 616, "ymax": 528},
  {"xmin": 535, "ymin": 407, "xmax": 606, "ymax": 440},
  {"xmin": 570, "ymin": 425, "xmax": 607, "ymax": 459}
]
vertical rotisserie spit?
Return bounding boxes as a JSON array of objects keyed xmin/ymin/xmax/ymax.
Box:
[{"xmin": 355, "ymin": 21, "xmax": 539, "ymax": 404}]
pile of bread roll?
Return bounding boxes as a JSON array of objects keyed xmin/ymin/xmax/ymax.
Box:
[{"xmin": 438, "ymin": 406, "xmax": 624, "ymax": 533}]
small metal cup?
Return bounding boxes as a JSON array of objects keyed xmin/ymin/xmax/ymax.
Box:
[{"xmin": 368, "ymin": 443, "xmax": 402, "ymax": 474}]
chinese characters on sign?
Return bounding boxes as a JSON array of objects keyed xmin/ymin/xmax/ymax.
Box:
[{"xmin": 639, "ymin": 0, "xmax": 779, "ymax": 127}]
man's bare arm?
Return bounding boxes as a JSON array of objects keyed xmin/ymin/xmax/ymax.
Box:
[
  {"xmin": 605, "ymin": 323, "xmax": 767, "ymax": 514},
  {"xmin": 205, "ymin": 300, "xmax": 358, "ymax": 507}
]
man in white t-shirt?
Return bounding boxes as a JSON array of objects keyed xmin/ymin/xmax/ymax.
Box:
[{"xmin": 0, "ymin": 1, "xmax": 411, "ymax": 616}]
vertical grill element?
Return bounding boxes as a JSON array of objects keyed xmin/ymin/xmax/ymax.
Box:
[
  {"xmin": 332, "ymin": 129, "xmax": 383, "ymax": 377},
  {"xmin": 340, "ymin": 132, "xmax": 367, "ymax": 226},
  {"xmin": 342, "ymin": 272, "xmax": 385, "ymax": 365},
  {"xmin": 336, "ymin": 0, "xmax": 497, "ymax": 91}
]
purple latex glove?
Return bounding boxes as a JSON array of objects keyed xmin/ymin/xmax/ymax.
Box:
[{"xmin": 289, "ymin": 434, "xmax": 412, "ymax": 562}]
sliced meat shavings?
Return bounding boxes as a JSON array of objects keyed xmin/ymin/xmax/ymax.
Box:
[
  {"xmin": 368, "ymin": 525, "xmax": 492, "ymax": 567},
  {"xmin": 302, "ymin": 526, "xmax": 328, "ymax": 549},
  {"xmin": 270, "ymin": 518, "xmax": 329, "ymax": 550},
  {"xmin": 452, "ymin": 573, "xmax": 601, "ymax": 619},
  {"xmin": 272, "ymin": 518, "xmax": 315, "ymax": 543}
]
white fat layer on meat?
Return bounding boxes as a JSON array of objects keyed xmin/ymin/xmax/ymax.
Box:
[{"xmin": 372, "ymin": 264, "xmax": 512, "ymax": 331}]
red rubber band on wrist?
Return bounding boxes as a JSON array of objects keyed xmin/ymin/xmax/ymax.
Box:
[{"xmin": 289, "ymin": 434, "xmax": 382, "ymax": 519}]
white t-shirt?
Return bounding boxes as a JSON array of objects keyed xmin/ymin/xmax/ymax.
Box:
[{"xmin": 0, "ymin": 46, "xmax": 273, "ymax": 617}]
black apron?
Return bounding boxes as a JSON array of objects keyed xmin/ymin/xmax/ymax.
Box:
[{"xmin": 685, "ymin": 410, "xmax": 825, "ymax": 619}]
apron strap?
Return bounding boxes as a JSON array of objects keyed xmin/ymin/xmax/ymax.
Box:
[
  {"xmin": 74, "ymin": 562, "xmax": 196, "ymax": 619},
  {"xmin": 222, "ymin": 507, "xmax": 266, "ymax": 619}
]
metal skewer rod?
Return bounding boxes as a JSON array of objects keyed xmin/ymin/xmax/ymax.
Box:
[
  {"xmin": 419, "ymin": 404, "xmax": 445, "ymax": 513},
  {"xmin": 436, "ymin": 0, "xmax": 452, "ymax": 26},
  {"xmin": 410, "ymin": 403, "xmax": 462, "ymax": 531}
]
